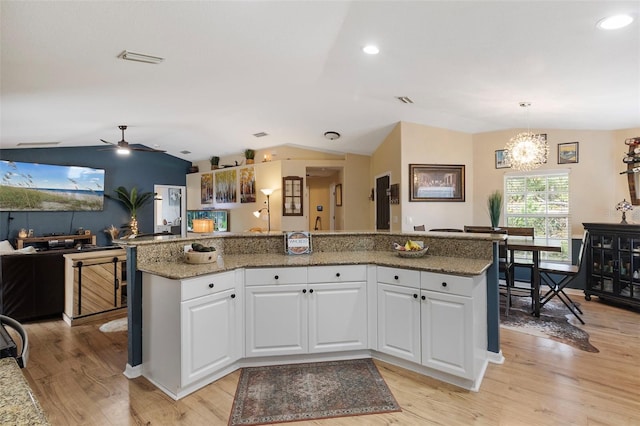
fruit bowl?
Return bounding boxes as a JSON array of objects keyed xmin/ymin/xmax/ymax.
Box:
[
  {"xmin": 396, "ymin": 247, "xmax": 428, "ymax": 258},
  {"xmin": 185, "ymin": 251, "xmax": 218, "ymax": 264}
]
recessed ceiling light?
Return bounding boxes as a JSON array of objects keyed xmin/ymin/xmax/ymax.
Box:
[
  {"xmin": 362, "ymin": 45, "xmax": 379, "ymax": 55},
  {"xmin": 597, "ymin": 14, "xmax": 634, "ymax": 30},
  {"xmin": 118, "ymin": 50, "xmax": 164, "ymax": 64}
]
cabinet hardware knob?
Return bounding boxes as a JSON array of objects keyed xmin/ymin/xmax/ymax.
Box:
[
  {"xmin": 394, "ymin": 275, "xmax": 399, "ymax": 280},
  {"xmin": 421, "ymin": 295, "xmax": 426, "ymax": 300},
  {"xmin": 442, "ymin": 282, "xmax": 447, "ymax": 287},
  {"xmin": 413, "ymin": 294, "xmax": 418, "ymax": 298},
  {"xmin": 302, "ymin": 289, "xmax": 307, "ymax": 293},
  {"xmin": 208, "ymin": 283, "xmax": 214, "ymax": 288},
  {"xmin": 309, "ymin": 289, "xmax": 314, "ymax": 293},
  {"xmin": 230, "ymin": 294, "xmax": 236, "ymax": 299},
  {"xmin": 336, "ymin": 273, "xmax": 341, "ymax": 277},
  {"xmin": 274, "ymin": 275, "xmax": 279, "ymax": 280}
]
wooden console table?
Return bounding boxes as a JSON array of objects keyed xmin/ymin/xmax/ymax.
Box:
[{"xmin": 16, "ymin": 234, "xmax": 96, "ymax": 249}]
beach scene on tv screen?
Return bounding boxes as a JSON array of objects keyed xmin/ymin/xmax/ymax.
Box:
[{"xmin": 0, "ymin": 160, "xmax": 105, "ymax": 211}]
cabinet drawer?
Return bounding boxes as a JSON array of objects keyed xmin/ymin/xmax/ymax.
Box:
[
  {"xmin": 245, "ymin": 267, "xmax": 307, "ymax": 286},
  {"xmin": 377, "ymin": 266, "xmax": 420, "ymax": 289},
  {"xmin": 181, "ymin": 271, "xmax": 236, "ymax": 301},
  {"xmin": 420, "ymin": 271, "xmax": 473, "ymax": 297},
  {"xmin": 308, "ymin": 265, "xmax": 367, "ymax": 283}
]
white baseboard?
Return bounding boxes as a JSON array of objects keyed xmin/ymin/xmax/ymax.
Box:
[
  {"xmin": 123, "ymin": 363, "xmax": 142, "ymax": 378},
  {"xmin": 487, "ymin": 350, "xmax": 505, "ymax": 365}
]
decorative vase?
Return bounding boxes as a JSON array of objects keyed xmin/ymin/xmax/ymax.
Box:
[
  {"xmin": 130, "ymin": 217, "xmax": 139, "ymax": 235},
  {"xmin": 246, "ymin": 159, "xmax": 254, "ymax": 164}
]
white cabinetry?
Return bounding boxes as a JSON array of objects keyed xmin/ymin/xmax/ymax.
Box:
[
  {"xmin": 376, "ymin": 267, "xmax": 487, "ymax": 389},
  {"xmin": 420, "ymin": 271, "xmax": 487, "ymax": 383},
  {"xmin": 308, "ymin": 265, "xmax": 368, "ymax": 353},
  {"xmin": 142, "ymin": 270, "xmax": 242, "ymax": 399},
  {"xmin": 245, "ymin": 265, "xmax": 368, "ymax": 357},
  {"xmin": 376, "ymin": 267, "xmax": 421, "ymax": 363}
]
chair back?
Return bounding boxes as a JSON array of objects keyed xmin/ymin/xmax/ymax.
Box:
[
  {"xmin": 504, "ymin": 227, "xmax": 534, "ymax": 238},
  {"xmin": 429, "ymin": 228, "xmax": 463, "ymax": 232},
  {"xmin": 576, "ymin": 230, "xmax": 589, "ymax": 269},
  {"xmin": 413, "ymin": 225, "xmax": 426, "ymax": 231}
]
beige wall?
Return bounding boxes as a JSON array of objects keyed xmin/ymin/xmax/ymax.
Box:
[
  {"xmin": 399, "ymin": 121, "xmax": 474, "ymax": 232},
  {"xmin": 370, "ymin": 123, "xmax": 402, "ymax": 231},
  {"xmin": 343, "ymin": 153, "xmax": 372, "ymax": 230},
  {"xmin": 472, "ymin": 127, "xmax": 640, "ymax": 236}
]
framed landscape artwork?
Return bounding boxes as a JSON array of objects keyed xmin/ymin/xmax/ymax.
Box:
[
  {"xmin": 558, "ymin": 142, "xmax": 579, "ymax": 164},
  {"xmin": 495, "ymin": 149, "xmax": 510, "ymax": 169},
  {"xmin": 409, "ymin": 164, "xmax": 465, "ymax": 202}
]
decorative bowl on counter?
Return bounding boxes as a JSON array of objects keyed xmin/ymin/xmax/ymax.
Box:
[
  {"xmin": 396, "ymin": 247, "xmax": 428, "ymax": 258},
  {"xmin": 185, "ymin": 251, "xmax": 218, "ymax": 264}
]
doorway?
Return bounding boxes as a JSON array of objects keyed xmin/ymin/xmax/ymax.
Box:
[
  {"xmin": 306, "ymin": 167, "xmax": 342, "ymax": 231},
  {"xmin": 375, "ymin": 174, "xmax": 390, "ymax": 230},
  {"xmin": 153, "ymin": 185, "xmax": 187, "ymax": 237}
]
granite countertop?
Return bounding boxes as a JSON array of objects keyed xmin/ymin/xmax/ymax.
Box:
[
  {"xmin": 137, "ymin": 251, "xmax": 492, "ymax": 280},
  {"xmin": 0, "ymin": 358, "xmax": 49, "ymax": 425}
]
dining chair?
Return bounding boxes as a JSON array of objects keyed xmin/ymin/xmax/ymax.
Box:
[
  {"xmin": 503, "ymin": 227, "xmax": 535, "ymax": 306},
  {"xmin": 538, "ymin": 231, "xmax": 588, "ymax": 324},
  {"xmin": 463, "ymin": 226, "xmax": 513, "ymax": 314},
  {"xmin": 413, "ymin": 225, "xmax": 426, "ymax": 231}
]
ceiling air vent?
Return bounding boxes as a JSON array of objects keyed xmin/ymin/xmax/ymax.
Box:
[
  {"xmin": 180, "ymin": 150, "xmax": 191, "ymax": 155},
  {"xmin": 16, "ymin": 141, "xmax": 61, "ymax": 147},
  {"xmin": 396, "ymin": 96, "xmax": 414, "ymax": 104},
  {"xmin": 253, "ymin": 132, "xmax": 269, "ymax": 138}
]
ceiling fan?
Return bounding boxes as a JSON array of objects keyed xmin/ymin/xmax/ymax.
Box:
[{"xmin": 100, "ymin": 125, "xmax": 166, "ymax": 154}]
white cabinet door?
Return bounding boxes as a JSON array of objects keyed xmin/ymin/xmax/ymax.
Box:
[
  {"xmin": 181, "ymin": 288, "xmax": 240, "ymax": 386},
  {"xmin": 377, "ymin": 283, "xmax": 421, "ymax": 363},
  {"xmin": 420, "ymin": 290, "xmax": 473, "ymax": 379},
  {"xmin": 308, "ymin": 281, "xmax": 367, "ymax": 353},
  {"xmin": 245, "ymin": 284, "xmax": 308, "ymax": 357}
]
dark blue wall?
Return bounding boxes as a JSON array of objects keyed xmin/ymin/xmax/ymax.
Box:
[{"xmin": 1, "ymin": 146, "xmax": 191, "ymax": 246}]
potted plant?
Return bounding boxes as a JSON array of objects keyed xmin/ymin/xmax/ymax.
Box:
[
  {"xmin": 487, "ymin": 190, "xmax": 503, "ymax": 229},
  {"xmin": 244, "ymin": 149, "xmax": 255, "ymax": 164},
  {"xmin": 210, "ymin": 156, "xmax": 220, "ymax": 170},
  {"xmin": 108, "ymin": 186, "xmax": 155, "ymax": 236}
]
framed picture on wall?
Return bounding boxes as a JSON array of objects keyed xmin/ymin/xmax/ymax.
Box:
[
  {"xmin": 409, "ymin": 164, "xmax": 465, "ymax": 202},
  {"xmin": 558, "ymin": 142, "xmax": 579, "ymax": 164},
  {"xmin": 495, "ymin": 149, "xmax": 510, "ymax": 169}
]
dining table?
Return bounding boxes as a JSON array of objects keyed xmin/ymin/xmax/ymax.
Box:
[{"xmin": 507, "ymin": 237, "xmax": 562, "ymax": 317}]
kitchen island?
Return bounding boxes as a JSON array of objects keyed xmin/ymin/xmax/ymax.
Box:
[{"xmin": 117, "ymin": 231, "xmax": 504, "ymax": 398}]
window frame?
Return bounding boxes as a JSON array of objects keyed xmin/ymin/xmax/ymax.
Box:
[{"xmin": 504, "ymin": 169, "xmax": 571, "ymax": 263}]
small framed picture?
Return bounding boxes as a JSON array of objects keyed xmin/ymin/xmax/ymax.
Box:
[
  {"xmin": 558, "ymin": 142, "xmax": 579, "ymax": 164},
  {"xmin": 495, "ymin": 149, "xmax": 510, "ymax": 169}
]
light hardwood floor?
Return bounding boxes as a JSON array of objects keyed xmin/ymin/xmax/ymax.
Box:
[{"xmin": 19, "ymin": 294, "xmax": 640, "ymax": 425}]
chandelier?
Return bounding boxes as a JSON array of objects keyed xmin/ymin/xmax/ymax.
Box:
[{"xmin": 504, "ymin": 103, "xmax": 549, "ymax": 171}]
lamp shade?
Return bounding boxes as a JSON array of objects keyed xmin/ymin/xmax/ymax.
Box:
[
  {"xmin": 192, "ymin": 219, "xmax": 214, "ymax": 233},
  {"xmin": 261, "ymin": 188, "xmax": 274, "ymax": 196}
]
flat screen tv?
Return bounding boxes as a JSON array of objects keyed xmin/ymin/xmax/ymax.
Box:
[{"xmin": 0, "ymin": 160, "xmax": 105, "ymax": 211}]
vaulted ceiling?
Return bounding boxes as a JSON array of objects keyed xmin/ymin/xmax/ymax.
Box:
[{"xmin": 1, "ymin": 1, "xmax": 638, "ymax": 162}]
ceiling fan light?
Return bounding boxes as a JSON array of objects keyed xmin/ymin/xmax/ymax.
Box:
[{"xmin": 117, "ymin": 147, "xmax": 131, "ymax": 155}]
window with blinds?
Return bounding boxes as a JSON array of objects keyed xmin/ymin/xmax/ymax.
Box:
[{"xmin": 504, "ymin": 171, "xmax": 570, "ymax": 262}]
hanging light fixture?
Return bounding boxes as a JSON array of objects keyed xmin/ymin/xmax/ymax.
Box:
[{"xmin": 504, "ymin": 102, "xmax": 549, "ymax": 171}]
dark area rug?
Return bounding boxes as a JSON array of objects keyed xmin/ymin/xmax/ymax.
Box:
[
  {"xmin": 500, "ymin": 293, "xmax": 599, "ymax": 353},
  {"xmin": 228, "ymin": 359, "xmax": 401, "ymax": 425}
]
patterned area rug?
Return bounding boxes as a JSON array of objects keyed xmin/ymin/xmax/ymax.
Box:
[
  {"xmin": 228, "ymin": 359, "xmax": 401, "ymax": 425},
  {"xmin": 500, "ymin": 293, "xmax": 599, "ymax": 353}
]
